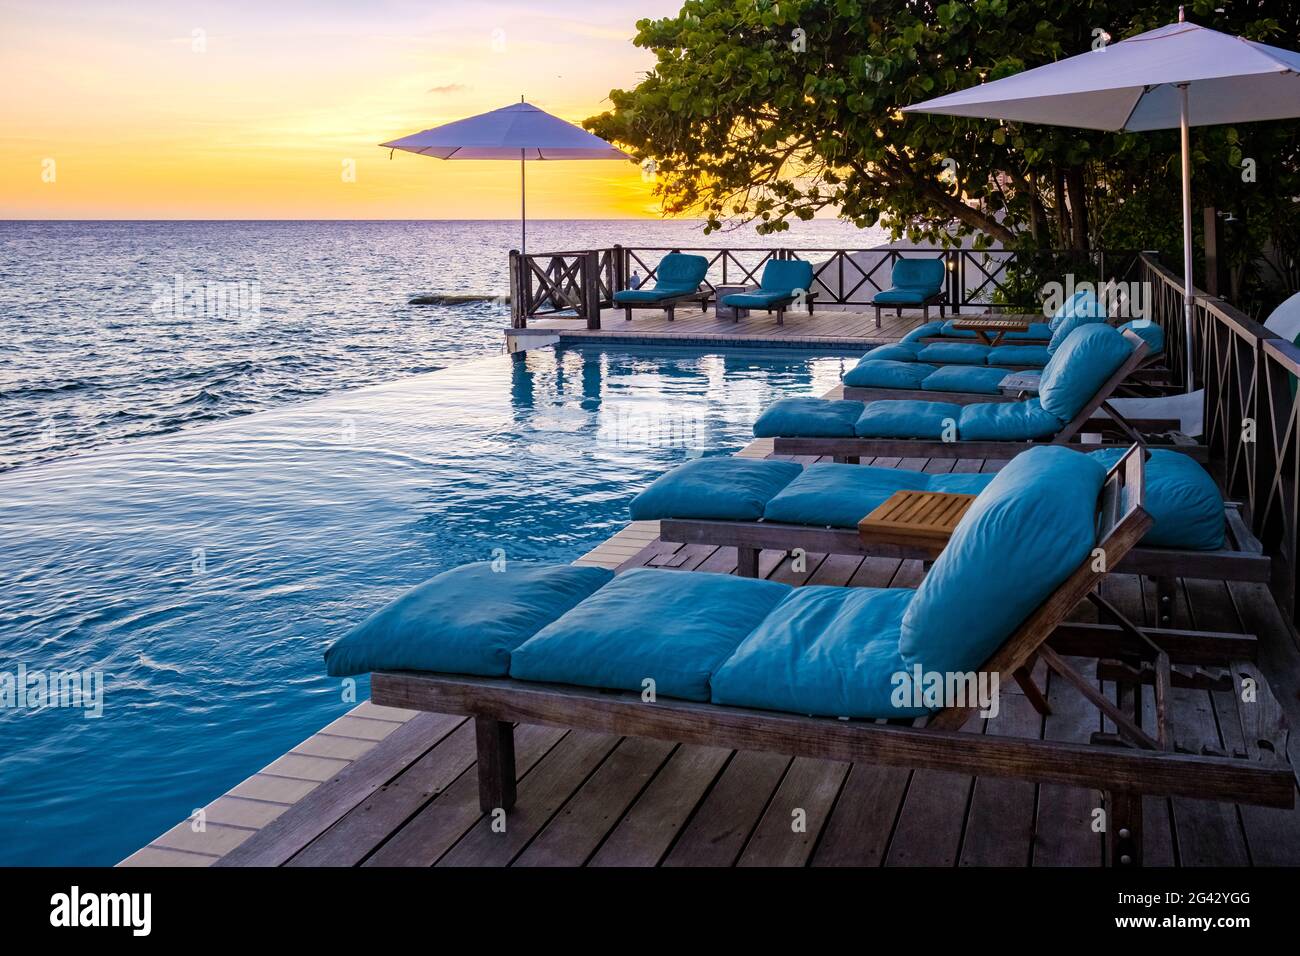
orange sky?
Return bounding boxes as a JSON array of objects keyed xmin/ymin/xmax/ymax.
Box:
[{"xmin": 0, "ymin": 0, "xmax": 684, "ymax": 219}]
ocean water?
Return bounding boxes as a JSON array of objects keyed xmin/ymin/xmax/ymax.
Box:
[
  {"xmin": 0, "ymin": 341, "xmax": 857, "ymax": 866},
  {"xmin": 0, "ymin": 219, "xmax": 884, "ymax": 471}
]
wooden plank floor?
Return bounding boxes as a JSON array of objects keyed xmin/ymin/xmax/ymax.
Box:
[
  {"xmin": 513, "ymin": 305, "xmax": 933, "ymax": 349},
  {"xmin": 138, "ymin": 449, "xmax": 1300, "ymax": 868}
]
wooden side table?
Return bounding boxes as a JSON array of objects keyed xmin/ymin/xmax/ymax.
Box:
[
  {"xmin": 714, "ymin": 284, "xmax": 754, "ymax": 320},
  {"xmin": 857, "ymin": 490, "xmax": 978, "ymax": 557},
  {"xmin": 949, "ymin": 316, "xmax": 1032, "ymax": 346}
]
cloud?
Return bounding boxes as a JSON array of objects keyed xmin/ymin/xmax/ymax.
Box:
[{"xmin": 426, "ymin": 83, "xmax": 468, "ymax": 95}]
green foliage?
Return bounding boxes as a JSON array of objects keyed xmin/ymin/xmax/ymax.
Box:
[{"xmin": 586, "ymin": 0, "xmax": 1300, "ymax": 309}]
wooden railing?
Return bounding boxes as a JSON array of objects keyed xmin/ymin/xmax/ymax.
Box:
[
  {"xmin": 509, "ymin": 244, "xmax": 1142, "ymax": 327},
  {"xmin": 1140, "ymin": 253, "xmax": 1300, "ymax": 623}
]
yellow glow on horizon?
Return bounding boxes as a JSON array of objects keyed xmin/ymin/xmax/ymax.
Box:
[{"xmin": 0, "ymin": 0, "xmax": 682, "ymax": 219}]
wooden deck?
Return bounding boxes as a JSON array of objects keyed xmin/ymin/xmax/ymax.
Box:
[
  {"xmin": 121, "ymin": 438, "xmax": 1300, "ymax": 868},
  {"xmin": 507, "ymin": 304, "xmax": 933, "ymax": 351}
]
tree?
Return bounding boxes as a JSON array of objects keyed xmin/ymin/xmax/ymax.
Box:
[{"xmin": 586, "ymin": 0, "xmax": 1300, "ymax": 305}]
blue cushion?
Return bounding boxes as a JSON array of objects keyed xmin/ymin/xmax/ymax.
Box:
[
  {"xmin": 1121, "ymin": 319, "xmax": 1165, "ymax": 354},
  {"xmin": 614, "ymin": 287, "xmax": 695, "ymax": 304},
  {"xmin": 900, "ymin": 447, "xmax": 1107, "ymax": 674},
  {"xmin": 1046, "ymin": 305, "xmax": 1107, "ymax": 354},
  {"xmin": 711, "ymin": 587, "xmax": 921, "ymax": 718},
  {"xmin": 1003, "ymin": 321, "xmax": 1054, "ymax": 341},
  {"xmin": 901, "ymin": 321, "xmax": 947, "ymax": 343},
  {"xmin": 874, "ymin": 288, "xmax": 931, "ymax": 305},
  {"xmin": 655, "ymin": 253, "xmax": 709, "ymax": 288},
  {"xmin": 957, "ymin": 398, "xmax": 1063, "ymax": 441},
  {"xmin": 761, "ymin": 259, "xmax": 814, "ymax": 292},
  {"xmin": 1087, "ymin": 449, "xmax": 1224, "ymax": 550},
  {"xmin": 855, "ymin": 400, "xmax": 963, "ymax": 439},
  {"xmin": 1048, "ymin": 289, "xmax": 1100, "ymax": 331},
  {"xmin": 862, "ymin": 342, "xmax": 923, "ymax": 361},
  {"xmin": 509, "ymin": 568, "xmax": 790, "ymax": 701},
  {"xmin": 842, "ymin": 359, "xmax": 937, "ymax": 389},
  {"xmin": 890, "ymin": 258, "xmax": 946, "ymax": 294},
  {"xmin": 723, "ymin": 290, "xmax": 796, "ymax": 308},
  {"xmin": 917, "ymin": 342, "xmax": 991, "ymax": 366},
  {"xmin": 986, "ymin": 345, "xmax": 1051, "ymax": 368},
  {"xmin": 762, "ymin": 462, "xmax": 994, "ymax": 528},
  {"xmin": 1038, "ymin": 324, "xmax": 1133, "ymax": 421},
  {"xmin": 629, "ymin": 457, "xmax": 801, "ymax": 521},
  {"xmin": 753, "ymin": 398, "xmax": 864, "ymax": 438},
  {"xmin": 937, "ymin": 320, "xmax": 979, "ymax": 339},
  {"xmin": 324, "ymin": 562, "xmax": 614, "ymax": 678},
  {"xmin": 921, "ymin": 365, "xmax": 1012, "ymax": 395}
]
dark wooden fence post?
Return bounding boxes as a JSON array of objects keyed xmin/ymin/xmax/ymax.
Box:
[
  {"xmin": 612, "ymin": 243, "xmax": 626, "ymax": 293},
  {"xmin": 508, "ymin": 250, "xmax": 524, "ymax": 329},
  {"xmin": 1203, "ymin": 206, "xmax": 1221, "ymax": 298},
  {"xmin": 583, "ymin": 250, "xmax": 601, "ymax": 330}
]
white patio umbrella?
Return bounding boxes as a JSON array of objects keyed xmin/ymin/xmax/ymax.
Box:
[
  {"xmin": 381, "ymin": 100, "xmax": 628, "ymax": 255},
  {"xmin": 903, "ymin": 10, "xmax": 1300, "ymax": 391}
]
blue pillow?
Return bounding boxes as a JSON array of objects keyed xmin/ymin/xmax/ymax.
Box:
[
  {"xmin": 324, "ymin": 562, "xmax": 614, "ymax": 677},
  {"xmin": 986, "ymin": 345, "xmax": 1051, "ymax": 368},
  {"xmin": 1120, "ymin": 319, "xmax": 1165, "ymax": 354},
  {"xmin": 711, "ymin": 586, "xmax": 919, "ymax": 718},
  {"xmin": 1086, "ymin": 448, "xmax": 1224, "ymax": 550},
  {"xmin": 901, "ymin": 320, "xmax": 947, "ymax": 344},
  {"xmin": 855, "ymin": 400, "xmax": 963, "ymax": 439},
  {"xmin": 921, "ymin": 365, "xmax": 1011, "ymax": 395},
  {"xmin": 1046, "ymin": 304, "xmax": 1107, "ymax": 354},
  {"xmin": 842, "ymin": 359, "xmax": 937, "ymax": 389},
  {"xmin": 630, "ymin": 457, "xmax": 801, "ymax": 521},
  {"xmin": 1038, "ymin": 324, "xmax": 1133, "ymax": 421},
  {"xmin": 917, "ymin": 342, "xmax": 991, "ymax": 366},
  {"xmin": 957, "ymin": 397, "xmax": 1064, "ymax": 441},
  {"xmin": 862, "ymin": 342, "xmax": 923, "ymax": 362},
  {"xmin": 753, "ymin": 398, "xmax": 864, "ymax": 438},
  {"xmin": 899, "ymin": 447, "xmax": 1106, "ymax": 674},
  {"xmin": 1048, "ymin": 289, "xmax": 1098, "ymax": 331},
  {"xmin": 763, "ymin": 462, "xmax": 932, "ymax": 527},
  {"xmin": 510, "ymin": 568, "xmax": 789, "ymax": 701}
]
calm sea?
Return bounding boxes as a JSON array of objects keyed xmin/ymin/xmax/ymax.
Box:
[{"xmin": 0, "ymin": 219, "xmax": 885, "ymax": 471}]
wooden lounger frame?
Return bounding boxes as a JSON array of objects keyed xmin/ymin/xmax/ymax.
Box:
[
  {"xmin": 658, "ymin": 499, "xmax": 1268, "ymax": 627},
  {"xmin": 371, "ymin": 447, "xmax": 1294, "ymax": 867}
]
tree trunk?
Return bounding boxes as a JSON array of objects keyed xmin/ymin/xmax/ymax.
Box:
[
  {"xmin": 1053, "ymin": 167, "xmax": 1071, "ymax": 248},
  {"xmin": 1065, "ymin": 166, "xmax": 1090, "ymax": 251}
]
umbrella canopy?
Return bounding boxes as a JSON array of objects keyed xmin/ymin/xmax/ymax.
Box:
[
  {"xmin": 903, "ymin": 14, "xmax": 1300, "ymax": 391},
  {"xmin": 381, "ymin": 101, "xmax": 628, "ymax": 254}
]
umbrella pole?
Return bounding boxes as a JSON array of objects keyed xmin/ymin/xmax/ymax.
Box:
[
  {"xmin": 520, "ymin": 149, "xmax": 526, "ymax": 258},
  {"xmin": 1179, "ymin": 83, "xmax": 1195, "ymax": 393}
]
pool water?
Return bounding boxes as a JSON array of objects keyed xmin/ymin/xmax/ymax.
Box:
[{"xmin": 0, "ymin": 344, "xmax": 852, "ymax": 866}]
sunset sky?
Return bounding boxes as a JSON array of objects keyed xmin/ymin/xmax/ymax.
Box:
[{"xmin": 0, "ymin": 0, "xmax": 684, "ymax": 219}]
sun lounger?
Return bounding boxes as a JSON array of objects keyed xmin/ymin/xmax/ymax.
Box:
[
  {"xmin": 327, "ymin": 444, "xmax": 1295, "ymax": 867},
  {"xmin": 870, "ymin": 257, "xmax": 947, "ymax": 327},
  {"xmin": 630, "ymin": 451, "xmax": 1268, "ymax": 625},
  {"xmin": 717, "ymin": 259, "xmax": 817, "ymax": 325},
  {"xmin": 910, "ymin": 289, "xmax": 1101, "ymax": 346},
  {"xmin": 612, "ymin": 252, "xmax": 710, "ymax": 321},
  {"xmin": 759, "ymin": 324, "xmax": 1205, "ymax": 461}
]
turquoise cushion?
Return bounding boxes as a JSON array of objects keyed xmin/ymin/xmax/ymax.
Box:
[
  {"xmin": 901, "ymin": 320, "xmax": 946, "ymax": 343},
  {"xmin": 1087, "ymin": 449, "xmax": 1224, "ymax": 550},
  {"xmin": 510, "ymin": 568, "xmax": 789, "ymax": 701},
  {"xmin": 890, "ymin": 258, "xmax": 946, "ymax": 294},
  {"xmin": 629, "ymin": 457, "xmax": 801, "ymax": 521},
  {"xmin": 900, "ymin": 446, "xmax": 1107, "ymax": 674},
  {"xmin": 874, "ymin": 288, "xmax": 930, "ymax": 305},
  {"xmin": 855, "ymin": 400, "xmax": 962, "ymax": 439},
  {"xmin": 724, "ymin": 290, "xmax": 796, "ymax": 308},
  {"xmin": 1038, "ymin": 324, "xmax": 1133, "ymax": 421},
  {"xmin": 711, "ymin": 587, "xmax": 921, "ymax": 718},
  {"xmin": 324, "ymin": 562, "xmax": 614, "ymax": 678},
  {"xmin": 1048, "ymin": 289, "xmax": 1100, "ymax": 331},
  {"xmin": 656, "ymin": 252, "xmax": 709, "ymax": 288},
  {"xmin": 986, "ymin": 345, "xmax": 1051, "ymax": 368},
  {"xmin": 1046, "ymin": 306, "xmax": 1107, "ymax": 354},
  {"xmin": 917, "ymin": 342, "xmax": 991, "ymax": 365},
  {"xmin": 761, "ymin": 259, "xmax": 814, "ymax": 292},
  {"xmin": 1003, "ymin": 322, "xmax": 1054, "ymax": 341},
  {"xmin": 922, "ymin": 365, "xmax": 1011, "ymax": 394},
  {"xmin": 937, "ymin": 320, "xmax": 979, "ymax": 339},
  {"xmin": 614, "ymin": 287, "xmax": 695, "ymax": 304},
  {"xmin": 842, "ymin": 359, "xmax": 937, "ymax": 389},
  {"xmin": 753, "ymin": 398, "xmax": 864, "ymax": 438},
  {"xmin": 1121, "ymin": 319, "xmax": 1165, "ymax": 354},
  {"xmin": 762, "ymin": 462, "xmax": 994, "ymax": 528},
  {"xmin": 957, "ymin": 397, "xmax": 1063, "ymax": 441},
  {"xmin": 862, "ymin": 342, "xmax": 923, "ymax": 361}
]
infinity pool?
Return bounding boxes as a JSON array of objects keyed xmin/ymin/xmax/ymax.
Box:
[{"xmin": 0, "ymin": 344, "xmax": 852, "ymax": 865}]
